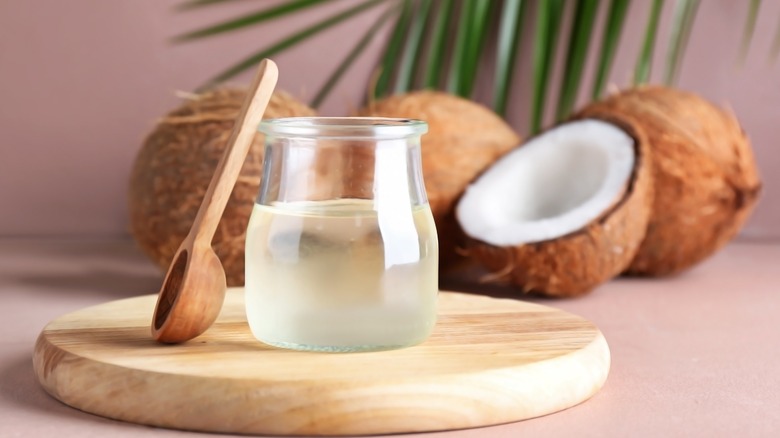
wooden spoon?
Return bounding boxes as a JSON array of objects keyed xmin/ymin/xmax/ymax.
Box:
[{"xmin": 151, "ymin": 59, "xmax": 278, "ymax": 343}]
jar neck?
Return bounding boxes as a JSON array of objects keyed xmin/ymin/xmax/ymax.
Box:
[{"xmin": 258, "ymin": 118, "xmax": 428, "ymax": 208}]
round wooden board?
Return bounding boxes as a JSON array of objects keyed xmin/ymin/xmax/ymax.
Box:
[{"xmin": 34, "ymin": 289, "xmax": 610, "ymax": 436}]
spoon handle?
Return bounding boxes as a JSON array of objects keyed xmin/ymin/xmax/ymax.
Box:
[{"xmin": 191, "ymin": 59, "xmax": 279, "ymax": 244}]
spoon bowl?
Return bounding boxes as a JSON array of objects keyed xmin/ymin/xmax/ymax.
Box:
[{"xmin": 152, "ymin": 244, "xmax": 226, "ymax": 343}]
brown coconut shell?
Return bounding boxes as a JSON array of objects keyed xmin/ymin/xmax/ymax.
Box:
[
  {"xmin": 578, "ymin": 86, "xmax": 761, "ymax": 276},
  {"xmin": 357, "ymin": 91, "xmax": 520, "ymax": 271},
  {"xmin": 129, "ymin": 88, "xmax": 316, "ymax": 286},
  {"xmin": 467, "ymin": 117, "xmax": 654, "ymax": 298}
]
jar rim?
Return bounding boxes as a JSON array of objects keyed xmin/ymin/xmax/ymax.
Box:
[{"xmin": 258, "ymin": 117, "xmax": 428, "ymax": 139}]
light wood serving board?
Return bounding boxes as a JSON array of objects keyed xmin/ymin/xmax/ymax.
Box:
[{"xmin": 34, "ymin": 289, "xmax": 610, "ymax": 436}]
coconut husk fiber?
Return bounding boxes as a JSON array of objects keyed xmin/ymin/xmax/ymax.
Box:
[
  {"xmin": 358, "ymin": 91, "xmax": 521, "ymax": 272},
  {"xmin": 468, "ymin": 117, "xmax": 654, "ymax": 297},
  {"xmin": 129, "ymin": 88, "xmax": 316, "ymax": 286},
  {"xmin": 578, "ymin": 86, "xmax": 762, "ymax": 276}
]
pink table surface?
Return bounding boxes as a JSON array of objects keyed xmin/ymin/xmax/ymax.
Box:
[{"xmin": 1, "ymin": 238, "xmax": 778, "ymax": 437}]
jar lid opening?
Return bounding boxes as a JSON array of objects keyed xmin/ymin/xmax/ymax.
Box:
[{"xmin": 258, "ymin": 117, "xmax": 428, "ymax": 139}]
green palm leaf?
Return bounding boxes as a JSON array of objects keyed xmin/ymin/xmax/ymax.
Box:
[
  {"xmin": 179, "ymin": 0, "xmax": 779, "ymax": 135},
  {"xmin": 410, "ymin": 2, "xmax": 440, "ymax": 90},
  {"xmin": 460, "ymin": 0, "xmax": 493, "ymax": 97},
  {"xmin": 200, "ymin": 0, "xmax": 385, "ymax": 89},
  {"xmin": 374, "ymin": 0, "xmax": 413, "ymax": 98},
  {"xmin": 738, "ymin": 0, "xmax": 761, "ymax": 67},
  {"xmin": 493, "ymin": 0, "xmax": 526, "ymax": 116},
  {"xmin": 591, "ymin": 0, "xmax": 631, "ymax": 99},
  {"xmin": 447, "ymin": 0, "xmax": 477, "ymax": 96},
  {"xmin": 176, "ymin": 0, "xmax": 249, "ymax": 11},
  {"xmin": 423, "ymin": 0, "xmax": 455, "ymax": 89},
  {"xmin": 312, "ymin": 5, "xmax": 398, "ymax": 108},
  {"xmin": 174, "ymin": 0, "xmax": 327, "ymax": 41},
  {"xmin": 634, "ymin": 0, "xmax": 665, "ymax": 84},
  {"xmin": 395, "ymin": 0, "xmax": 433, "ymax": 93},
  {"xmin": 531, "ymin": 0, "xmax": 565, "ymax": 133},
  {"xmin": 664, "ymin": 0, "xmax": 700, "ymax": 85},
  {"xmin": 556, "ymin": 0, "xmax": 600, "ymax": 121},
  {"xmin": 447, "ymin": 0, "xmax": 492, "ymax": 97}
]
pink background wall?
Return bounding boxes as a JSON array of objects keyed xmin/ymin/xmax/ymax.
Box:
[{"xmin": 1, "ymin": 0, "xmax": 778, "ymax": 238}]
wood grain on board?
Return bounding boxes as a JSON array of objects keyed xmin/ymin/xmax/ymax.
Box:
[{"xmin": 34, "ymin": 289, "xmax": 610, "ymax": 436}]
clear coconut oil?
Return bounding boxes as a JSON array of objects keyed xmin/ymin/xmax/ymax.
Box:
[{"xmin": 245, "ymin": 198, "xmax": 438, "ymax": 352}]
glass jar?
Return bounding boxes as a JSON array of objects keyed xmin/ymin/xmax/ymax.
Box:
[{"xmin": 245, "ymin": 117, "xmax": 438, "ymax": 352}]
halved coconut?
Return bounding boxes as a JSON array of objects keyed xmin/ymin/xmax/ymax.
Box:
[{"xmin": 457, "ymin": 118, "xmax": 653, "ymax": 297}]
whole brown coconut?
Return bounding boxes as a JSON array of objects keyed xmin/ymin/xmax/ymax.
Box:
[
  {"xmin": 578, "ymin": 86, "xmax": 761, "ymax": 276},
  {"xmin": 461, "ymin": 117, "xmax": 654, "ymax": 297},
  {"xmin": 358, "ymin": 91, "xmax": 520, "ymax": 270},
  {"xmin": 129, "ymin": 88, "xmax": 316, "ymax": 286}
]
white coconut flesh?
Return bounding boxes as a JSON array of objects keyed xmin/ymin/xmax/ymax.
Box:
[{"xmin": 456, "ymin": 119, "xmax": 635, "ymax": 246}]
